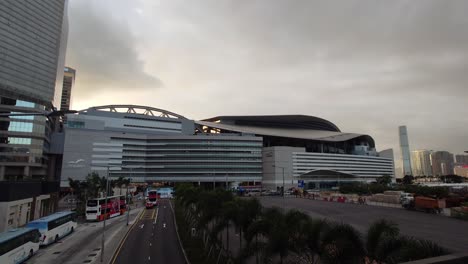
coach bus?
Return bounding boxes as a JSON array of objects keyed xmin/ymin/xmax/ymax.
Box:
[
  {"xmin": 86, "ymin": 195, "xmax": 126, "ymax": 221},
  {"xmin": 0, "ymin": 228, "xmax": 41, "ymax": 264},
  {"xmin": 26, "ymin": 211, "xmax": 77, "ymax": 246}
]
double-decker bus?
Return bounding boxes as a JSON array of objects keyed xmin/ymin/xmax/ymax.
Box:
[
  {"xmin": 0, "ymin": 228, "xmax": 41, "ymax": 264},
  {"xmin": 26, "ymin": 211, "xmax": 77, "ymax": 246},
  {"xmin": 145, "ymin": 190, "xmax": 159, "ymax": 209},
  {"xmin": 86, "ymin": 195, "xmax": 126, "ymax": 221}
]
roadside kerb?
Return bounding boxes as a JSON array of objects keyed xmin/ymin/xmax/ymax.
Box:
[
  {"xmin": 108, "ymin": 208, "xmax": 145, "ymax": 264},
  {"xmin": 169, "ymin": 200, "xmax": 191, "ymax": 264}
]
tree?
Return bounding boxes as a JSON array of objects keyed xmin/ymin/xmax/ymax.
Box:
[
  {"xmin": 402, "ymin": 175, "xmax": 414, "ymax": 185},
  {"xmin": 376, "ymin": 175, "xmax": 392, "ymax": 186},
  {"xmin": 245, "ymin": 207, "xmax": 291, "ymax": 263},
  {"xmin": 319, "ymin": 223, "xmax": 366, "ymax": 264},
  {"xmin": 366, "ymin": 219, "xmax": 400, "ymax": 263}
]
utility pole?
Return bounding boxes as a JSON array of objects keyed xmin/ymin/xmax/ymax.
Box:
[
  {"xmin": 126, "ymin": 180, "xmax": 130, "ymax": 226},
  {"xmin": 100, "ymin": 165, "xmax": 110, "ymax": 263},
  {"xmin": 225, "ymin": 174, "xmax": 228, "ymax": 190},
  {"xmin": 272, "ymin": 165, "xmax": 285, "ymax": 201}
]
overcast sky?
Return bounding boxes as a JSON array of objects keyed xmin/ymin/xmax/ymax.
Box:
[{"xmin": 65, "ymin": 0, "xmax": 468, "ymax": 173}]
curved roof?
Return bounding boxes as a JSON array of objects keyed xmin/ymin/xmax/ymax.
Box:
[
  {"xmin": 298, "ymin": 169, "xmax": 358, "ymax": 179},
  {"xmin": 196, "ymin": 120, "xmax": 375, "ymax": 147},
  {"xmin": 202, "ymin": 115, "xmax": 341, "ymax": 132},
  {"xmin": 79, "ymin": 105, "xmax": 187, "ymax": 119}
]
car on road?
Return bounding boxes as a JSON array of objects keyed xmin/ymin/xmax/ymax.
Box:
[{"xmin": 246, "ymin": 190, "xmax": 262, "ymax": 197}]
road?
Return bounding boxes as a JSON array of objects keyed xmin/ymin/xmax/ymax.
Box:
[
  {"xmin": 259, "ymin": 196, "xmax": 468, "ymax": 253},
  {"xmin": 112, "ymin": 199, "xmax": 186, "ymax": 264},
  {"xmin": 27, "ymin": 206, "xmax": 144, "ymax": 264}
]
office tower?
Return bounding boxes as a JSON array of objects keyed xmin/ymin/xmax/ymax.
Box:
[
  {"xmin": 399, "ymin": 126, "xmax": 412, "ymax": 176},
  {"xmin": 430, "ymin": 151, "xmax": 454, "ymax": 176},
  {"xmin": 0, "ymin": 1, "xmax": 68, "ymax": 231},
  {"xmin": 455, "ymin": 154, "xmax": 468, "ymax": 165},
  {"xmin": 411, "ymin": 150, "xmax": 433, "ymax": 176},
  {"xmin": 60, "ymin": 67, "xmax": 76, "ymax": 111}
]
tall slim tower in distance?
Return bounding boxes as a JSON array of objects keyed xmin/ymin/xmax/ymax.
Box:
[
  {"xmin": 399, "ymin": 126, "xmax": 412, "ymax": 176},
  {"xmin": 60, "ymin": 67, "xmax": 76, "ymax": 111}
]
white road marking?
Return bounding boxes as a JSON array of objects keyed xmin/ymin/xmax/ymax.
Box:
[
  {"xmin": 153, "ymin": 208, "xmax": 159, "ymax": 224},
  {"xmin": 140, "ymin": 224, "xmax": 145, "ymax": 229},
  {"xmin": 163, "ymin": 223, "xmax": 166, "ymax": 228},
  {"xmin": 148, "ymin": 256, "xmax": 151, "ymax": 260},
  {"xmin": 150, "ymin": 242, "xmax": 152, "ymax": 246}
]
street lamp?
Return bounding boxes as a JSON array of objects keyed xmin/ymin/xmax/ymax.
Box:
[
  {"xmin": 272, "ymin": 165, "xmax": 285, "ymax": 199},
  {"xmin": 90, "ymin": 165, "xmax": 120, "ymax": 263},
  {"xmin": 126, "ymin": 178, "xmax": 131, "ymax": 226}
]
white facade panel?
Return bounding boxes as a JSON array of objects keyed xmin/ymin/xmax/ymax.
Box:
[{"xmin": 292, "ymin": 152, "xmax": 394, "ymax": 179}]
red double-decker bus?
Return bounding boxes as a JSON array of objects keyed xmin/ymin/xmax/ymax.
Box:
[
  {"xmin": 145, "ymin": 190, "xmax": 159, "ymax": 209},
  {"xmin": 86, "ymin": 195, "xmax": 126, "ymax": 221}
]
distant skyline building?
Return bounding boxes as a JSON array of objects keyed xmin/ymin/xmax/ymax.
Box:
[
  {"xmin": 454, "ymin": 166, "xmax": 468, "ymax": 178},
  {"xmin": 430, "ymin": 151, "xmax": 454, "ymax": 176},
  {"xmin": 399, "ymin": 126, "xmax": 412, "ymax": 176},
  {"xmin": 411, "ymin": 150, "xmax": 433, "ymax": 176},
  {"xmin": 60, "ymin": 67, "xmax": 76, "ymax": 111},
  {"xmin": 455, "ymin": 154, "xmax": 468, "ymax": 165}
]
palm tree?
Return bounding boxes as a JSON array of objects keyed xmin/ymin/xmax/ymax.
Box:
[
  {"xmin": 237, "ymin": 198, "xmax": 262, "ymax": 262},
  {"xmin": 319, "ymin": 223, "xmax": 365, "ymax": 264},
  {"xmin": 366, "ymin": 219, "xmax": 400, "ymax": 264},
  {"xmin": 391, "ymin": 237, "xmax": 449, "ymax": 263},
  {"xmin": 364, "ymin": 219, "xmax": 450, "ymax": 264},
  {"xmin": 244, "ymin": 207, "xmax": 290, "ymax": 264}
]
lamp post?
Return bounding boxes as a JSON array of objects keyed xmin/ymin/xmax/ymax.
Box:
[
  {"xmin": 101, "ymin": 165, "xmax": 110, "ymax": 263},
  {"xmin": 273, "ymin": 165, "xmax": 285, "ymax": 199},
  {"xmin": 126, "ymin": 178, "xmax": 132, "ymax": 226}
]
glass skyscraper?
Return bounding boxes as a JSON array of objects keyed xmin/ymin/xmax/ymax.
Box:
[{"xmin": 398, "ymin": 126, "xmax": 412, "ymax": 176}]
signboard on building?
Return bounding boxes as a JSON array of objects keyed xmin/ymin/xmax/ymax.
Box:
[{"xmin": 298, "ymin": 180, "xmax": 305, "ymax": 188}]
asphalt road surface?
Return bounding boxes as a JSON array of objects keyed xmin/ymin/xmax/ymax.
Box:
[
  {"xmin": 259, "ymin": 196, "xmax": 468, "ymax": 253},
  {"xmin": 112, "ymin": 199, "xmax": 186, "ymax": 264},
  {"xmin": 27, "ymin": 206, "xmax": 144, "ymax": 264}
]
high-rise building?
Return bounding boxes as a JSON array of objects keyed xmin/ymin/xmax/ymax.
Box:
[
  {"xmin": 430, "ymin": 151, "xmax": 454, "ymax": 176},
  {"xmin": 455, "ymin": 154, "xmax": 468, "ymax": 165},
  {"xmin": 454, "ymin": 166, "xmax": 468, "ymax": 178},
  {"xmin": 398, "ymin": 126, "xmax": 412, "ymax": 176},
  {"xmin": 60, "ymin": 67, "xmax": 76, "ymax": 112},
  {"xmin": 411, "ymin": 150, "xmax": 433, "ymax": 176},
  {"xmin": 0, "ymin": 1, "xmax": 68, "ymax": 232}
]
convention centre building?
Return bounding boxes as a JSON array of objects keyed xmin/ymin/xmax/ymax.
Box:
[{"xmin": 59, "ymin": 105, "xmax": 394, "ymax": 189}]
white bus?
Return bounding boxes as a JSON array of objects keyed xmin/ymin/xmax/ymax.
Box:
[
  {"xmin": 0, "ymin": 227, "xmax": 41, "ymax": 264},
  {"xmin": 26, "ymin": 211, "xmax": 77, "ymax": 246}
]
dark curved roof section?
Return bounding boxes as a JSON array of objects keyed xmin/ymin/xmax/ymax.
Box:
[
  {"xmin": 79, "ymin": 105, "xmax": 187, "ymax": 119},
  {"xmin": 202, "ymin": 115, "xmax": 341, "ymax": 132}
]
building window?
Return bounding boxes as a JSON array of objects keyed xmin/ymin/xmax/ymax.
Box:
[{"xmin": 67, "ymin": 121, "xmax": 85, "ymax": 128}]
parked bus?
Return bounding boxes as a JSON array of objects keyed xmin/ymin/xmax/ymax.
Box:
[
  {"xmin": 26, "ymin": 211, "xmax": 77, "ymax": 246},
  {"xmin": 145, "ymin": 190, "xmax": 159, "ymax": 209},
  {"xmin": 86, "ymin": 195, "xmax": 126, "ymax": 221},
  {"xmin": 0, "ymin": 228, "xmax": 41, "ymax": 264}
]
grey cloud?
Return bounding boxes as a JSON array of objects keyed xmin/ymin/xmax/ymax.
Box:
[
  {"xmin": 66, "ymin": 1, "xmax": 161, "ymax": 96},
  {"xmin": 69, "ymin": 0, "xmax": 468, "ymax": 160}
]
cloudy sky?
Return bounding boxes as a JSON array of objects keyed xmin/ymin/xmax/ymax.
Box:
[{"xmin": 65, "ymin": 0, "xmax": 468, "ymax": 173}]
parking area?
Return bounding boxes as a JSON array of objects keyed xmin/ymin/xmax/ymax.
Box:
[{"xmin": 259, "ymin": 196, "xmax": 468, "ymax": 253}]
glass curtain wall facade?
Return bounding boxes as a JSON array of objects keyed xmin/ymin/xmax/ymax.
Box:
[
  {"xmin": 0, "ymin": 96, "xmax": 49, "ymax": 180},
  {"xmin": 398, "ymin": 126, "xmax": 413, "ymax": 176}
]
